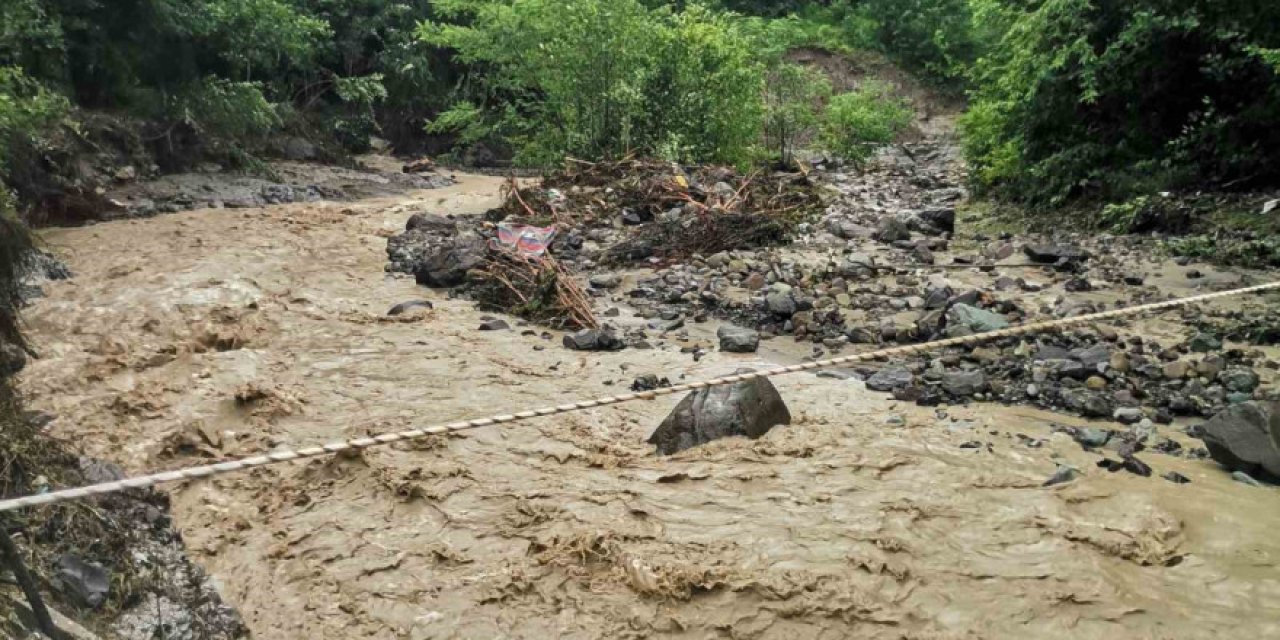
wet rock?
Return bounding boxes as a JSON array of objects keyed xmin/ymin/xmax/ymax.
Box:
[
  {"xmin": 1072, "ymin": 344, "xmax": 1111, "ymax": 368},
  {"xmin": 1123, "ymin": 273, "xmax": 1145, "ymax": 285},
  {"xmin": 946, "ymin": 304, "xmax": 1010, "ymax": 334},
  {"xmin": 478, "ymin": 319, "xmax": 510, "ymax": 331},
  {"xmin": 589, "ymin": 274, "xmax": 622, "ymax": 289},
  {"xmin": 1074, "ymin": 427, "xmax": 1112, "ymax": 449},
  {"xmin": 1062, "ymin": 389, "xmax": 1112, "ymax": 418},
  {"xmin": 866, "ymin": 367, "xmax": 914, "ymax": 392},
  {"xmin": 744, "ymin": 273, "xmax": 767, "ymax": 290},
  {"xmin": 1198, "ymin": 402, "xmax": 1280, "ymax": 481},
  {"xmin": 1163, "ymin": 361, "xmax": 1191, "ymax": 379},
  {"xmin": 387, "ymin": 300, "xmax": 433, "ymax": 316},
  {"xmin": 1162, "ymin": 471, "xmax": 1191, "ymax": 484},
  {"xmin": 873, "ymin": 217, "xmax": 911, "ymax": 243},
  {"xmin": 54, "ymin": 554, "xmax": 110, "ymax": 608},
  {"xmin": 631, "ymin": 374, "xmax": 671, "ymax": 392},
  {"xmin": 1114, "ymin": 407, "xmax": 1145, "ymax": 425},
  {"xmin": 412, "ymin": 233, "xmax": 487, "ymax": 287},
  {"xmin": 917, "ymin": 207, "xmax": 956, "ymax": 234},
  {"xmin": 1044, "ymin": 465, "xmax": 1081, "ymax": 487},
  {"xmin": 563, "ymin": 328, "xmax": 625, "ymax": 351},
  {"xmin": 912, "ymin": 244, "xmax": 935, "ymax": 264},
  {"xmin": 941, "ymin": 371, "xmax": 985, "ymax": 396},
  {"xmin": 1218, "ymin": 368, "xmax": 1260, "ymax": 394},
  {"xmin": 405, "ymin": 213, "xmax": 458, "ymax": 234},
  {"xmin": 1023, "ymin": 244, "xmax": 1086, "ymax": 264},
  {"xmin": 765, "ymin": 291, "xmax": 797, "ymax": 317},
  {"xmin": 1189, "ymin": 333, "xmax": 1222, "ymax": 353},
  {"xmin": 718, "ymin": 326, "xmax": 760, "ymax": 353},
  {"xmin": 1085, "ymin": 376, "xmax": 1107, "ymax": 391},
  {"xmin": 647, "ymin": 372, "xmax": 791, "ymax": 454},
  {"xmin": 0, "ymin": 343, "xmax": 27, "ymax": 377}
]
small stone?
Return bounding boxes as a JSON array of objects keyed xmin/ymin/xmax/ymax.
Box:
[
  {"xmin": 884, "ymin": 414, "xmax": 905, "ymax": 426},
  {"xmin": 1043, "ymin": 465, "xmax": 1081, "ymax": 487},
  {"xmin": 1074, "ymin": 427, "xmax": 1112, "ymax": 449},
  {"xmin": 387, "ymin": 300, "xmax": 433, "ymax": 316},
  {"xmin": 1189, "ymin": 333, "xmax": 1222, "ymax": 353},
  {"xmin": 1218, "ymin": 368, "xmax": 1260, "ymax": 394},
  {"xmin": 866, "ymin": 367, "xmax": 914, "ymax": 392},
  {"xmin": 478, "ymin": 319, "xmax": 510, "ymax": 331},
  {"xmin": 1114, "ymin": 407, "xmax": 1144, "ymax": 424},
  {"xmin": 1162, "ymin": 471, "xmax": 1191, "ymax": 484},
  {"xmin": 946, "ymin": 304, "xmax": 1010, "ymax": 334},
  {"xmin": 54, "ymin": 555, "xmax": 110, "ymax": 609},
  {"xmin": 941, "ymin": 371, "xmax": 986, "ymax": 396},
  {"xmin": 589, "ymin": 274, "xmax": 622, "ymax": 289},
  {"xmin": 765, "ymin": 292, "xmax": 797, "ymax": 316},
  {"xmin": 563, "ymin": 329, "xmax": 625, "ymax": 351},
  {"xmin": 744, "ymin": 273, "xmax": 767, "ymax": 290},
  {"xmin": 1163, "ymin": 361, "xmax": 1191, "ymax": 379},
  {"xmin": 1085, "ymin": 376, "xmax": 1107, "ymax": 391},
  {"xmin": 1110, "ymin": 352, "xmax": 1131, "ymax": 372},
  {"xmin": 718, "ymin": 326, "xmax": 760, "ymax": 353},
  {"xmin": 1123, "ymin": 273, "xmax": 1145, "ymax": 285}
]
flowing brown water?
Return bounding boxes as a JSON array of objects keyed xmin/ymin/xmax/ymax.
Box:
[{"xmin": 21, "ymin": 174, "xmax": 1280, "ymax": 639}]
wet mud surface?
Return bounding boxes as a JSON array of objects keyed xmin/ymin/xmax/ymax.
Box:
[{"xmin": 20, "ymin": 168, "xmax": 1280, "ymax": 638}]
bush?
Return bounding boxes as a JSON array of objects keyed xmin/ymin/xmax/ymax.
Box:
[
  {"xmin": 819, "ymin": 81, "xmax": 912, "ymax": 165},
  {"xmin": 962, "ymin": 0, "xmax": 1280, "ymax": 208},
  {"xmin": 423, "ymin": 0, "xmax": 765, "ymax": 167},
  {"xmin": 763, "ymin": 62, "xmax": 831, "ymax": 166}
]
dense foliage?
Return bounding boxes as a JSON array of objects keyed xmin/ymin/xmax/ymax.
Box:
[{"xmin": 962, "ymin": 0, "xmax": 1280, "ymax": 207}]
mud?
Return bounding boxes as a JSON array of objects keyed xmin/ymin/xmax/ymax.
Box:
[{"xmin": 18, "ymin": 169, "xmax": 1280, "ymax": 639}]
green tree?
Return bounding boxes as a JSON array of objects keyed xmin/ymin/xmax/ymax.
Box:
[
  {"xmin": 763, "ymin": 62, "xmax": 831, "ymax": 166},
  {"xmin": 820, "ymin": 80, "xmax": 912, "ymax": 166}
]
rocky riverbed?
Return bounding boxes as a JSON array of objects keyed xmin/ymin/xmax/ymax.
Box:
[{"xmin": 14, "ymin": 131, "xmax": 1280, "ymax": 638}]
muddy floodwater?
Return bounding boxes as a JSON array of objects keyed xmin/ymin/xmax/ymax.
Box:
[{"xmin": 21, "ymin": 174, "xmax": 1280, "ymax": 638}]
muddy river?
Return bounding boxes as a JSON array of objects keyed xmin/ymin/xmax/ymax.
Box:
[{"xmin": 21, "ymin": 174, "xmax": 1280, "ymax": 638}]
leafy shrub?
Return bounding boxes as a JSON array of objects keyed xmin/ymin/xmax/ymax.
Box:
[
  {"xmin": 962, "ymin": 0, "xmax": 1280, "ymax": 208},
  {"xmin": 423, "ymin": 0, "xmax": 765, "ymax": 167},
  {"xmin": 763, "ymin": 62, "xmax": 831, "ymax": 166},
  {"xmin": 819, "ymin": 81, "xmax": 912, "ymax": 165}
]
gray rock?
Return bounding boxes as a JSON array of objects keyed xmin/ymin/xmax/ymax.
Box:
[
  {"xmin": 765, "ymin": 292, "xmax": 797, "ymax": 317},
  {"xmin": 1232, "ymin": 471, "xmax": 1265, "ymax": 487},
  {"xmin": 1071, "ymin": 344, "xmax": 1111, "ymax": 368},
  {"xmin": 54, "ymin": 554, "xmax": 110, "ymax": 609},
  {"xmin": 1062, "ymin": 389, "xmax": 1113, "ymax": 418},
  {"xmin": 589, "ymin": 273, "xmax": 622, "ymax": 289},
  {"xmin": 1023, "ymin": 244, "xmax": 1087, "ymax": 264},
  {"xmin": 1198, "ymin": 402, "xmax": 1280, "ymax": 481},
  {"xmin": 874, "ymin": 217, "xmax": 911, "ymax": 243},
  {"xmin": 1218, "ymin": 368, "xmax": 1260, "ymax": 394},
  {"xmin": 387, "ymin": 300, "xmax": 433, "ymax": 316},
  {"xmin": 867, "ymin": 367, "xmax": 914, "ymax": 392},
  {"xmin": 946, "ymin": 304, "xmax": 1010, "ymax": 333},
  {"xmin": 1113, "ymin": 407, "xmax": 1145, "ymax": 425},
  {"xmin": 1074, "ymin": 427, "xmax": 1112, "ymax": 448},
  {"xmin": 941, "ymin": 370, "xmax": 986, "ymax": 396},
  {"xmin": 718, "ymin": 326, "xmax": 760, "ymax": 353},
  {"xmin": 405, "ymin": 213, "xmax": 458, "ymax": 234},
  {"xmin": 563, "ymin": 328, "xmax": 625, "ymax": 351},
  {"xmin": 412, "ymin": 233, "xmax": 487, "ymax": 287},
  {"xmin": 647, "ymin": 373, "xmax": 791, "ymax": 454},
  {"xmin": 1189, "ymin": 333, "xmax": 1222, "ymax": 353},
  {"xmin": 1044, "ymin": 465, "xmax": 1081, "ymax": 487},
  {"xmin": 479, "ymin": 319, "xmax": 510, "ymax": 331},
  {"xmin": 917, "ymin": 207, "xmax": 956, "ymax": 234}
]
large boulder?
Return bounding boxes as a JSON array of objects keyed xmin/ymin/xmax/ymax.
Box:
[
  {"xmin": 1023, "ymin": 244, "xmax": 1088, "ymax": 265},
  {"xmin": 412, "ymin": 233, "xmax": 487, "ymax": 287},
  {"xmin": 647, "ymin": 373, "xmax": 791, "ymax": 454},
  {"xmin": 1198, "ymin": 402, "xmax": 1280, "ymax": 482},
  {"xmin": 874, "ymin": 217, "xmax": 911, "ymax": 243},
  {"xmin": 405, "ymin": 213, "xmax": 459, "ymax": 234}
]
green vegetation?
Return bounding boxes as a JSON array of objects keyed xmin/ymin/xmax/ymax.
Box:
[
  {"xmin": 962, "ymin": 0, "xmax": 1280, "ymax": 209},
  {"xmin": 820, "ymin": 80, "xmax": 913, "ymax": 166}
]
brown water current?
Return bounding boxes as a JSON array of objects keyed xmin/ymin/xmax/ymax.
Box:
[{"xmin": 21, "ymin": 174, "xmax": 1280, "ymax": 639}]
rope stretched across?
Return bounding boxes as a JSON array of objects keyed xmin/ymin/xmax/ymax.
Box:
[{"xmin": 2, "ymin": 281, "xmax": 1277, "ymax": 513}]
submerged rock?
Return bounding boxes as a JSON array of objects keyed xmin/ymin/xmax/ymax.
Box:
[
  {"xmin": 54, "ymin": 554, "xmax": 111, "ymax": 609},
  {"xmin": 647, "ymin": 372, "xmax": 791, "ymax": 454},
  {"xmin": 387, "ymin": 300, "xmax": 433, "ymax": 316},
  {"xmin": 1198, "ymin": 402, "xmax": 1280, "ymax": 481}
]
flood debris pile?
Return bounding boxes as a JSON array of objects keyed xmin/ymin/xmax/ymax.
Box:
[{"xmin": 386, "ymin": 159, "xmax": 826, "ymax": 331}]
